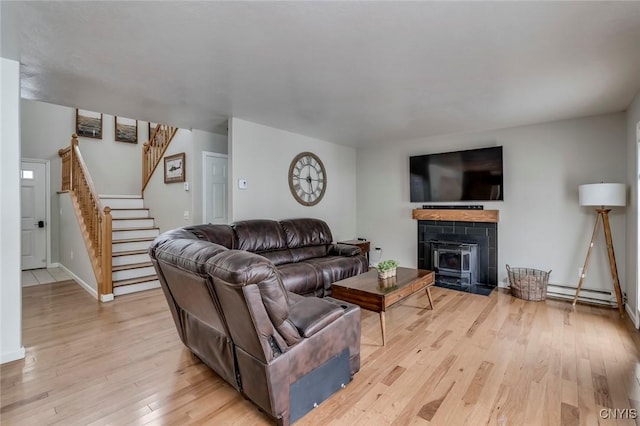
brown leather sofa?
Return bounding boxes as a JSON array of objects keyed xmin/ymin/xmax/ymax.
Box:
[
  {"xmin": 176, "ymin": 218, "xmax": 368, "ymax": 297},
  {"xmin": 148, "ymin": 218, "xmax": 365, "ymax": 425}
]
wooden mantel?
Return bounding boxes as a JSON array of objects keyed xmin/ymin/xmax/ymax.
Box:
[{"xmin": 412, "ymin": 209, "xmax": 499, "ymax": 223}]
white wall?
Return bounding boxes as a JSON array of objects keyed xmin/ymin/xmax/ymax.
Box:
[
  {"xmin": 229, "ymin": 118, "xmax": 357, "ymax": 242},
  {"xmin": 75, "ymin": 113, "xmax": 145, "ymax": 196},
  {"xmin": 144, "ymin": 129, "xmax": 193, "ymax": 232},
  {"xmin": 0, "ymin": 58, "xmax": 25, "ymax": 363},
  {"xmin": 357, "ymin": 113, "xmax": 627, "ymax": 297},
  {"xmin": 58, "ymin": 193, "xmax": 98, "ymax": 296},
  {"xmin": 21, "ymin": 99, "xmax": 148, "ymax": 197},
  {"xmin": 626, "ymin": 90, "xmax": 640, "ymax": 325}
]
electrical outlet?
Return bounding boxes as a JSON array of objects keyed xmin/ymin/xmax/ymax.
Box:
[
  {"xmin": 70, "ymin": 251, "xmax": 74, "ymax": 260},
  {"xmin": 183, "ymin": 211, "xmax": 189, "ymax": 220}
]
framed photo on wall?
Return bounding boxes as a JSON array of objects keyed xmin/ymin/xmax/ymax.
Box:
[
  {"xmin": 115, "ymin": 116, "xmax": 138, "ymax": 143},
  {"xmin": 164, "ymin": 153, "xmax": 185, "ymax": 183},
  {"xmin": 76, "ymin": 109, "xmax": 103, "ymax": 139}
]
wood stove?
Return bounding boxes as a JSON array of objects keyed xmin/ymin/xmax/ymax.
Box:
[{"xmin": 431, "ymin": 240, "xmax": 478, "ymax": 290}]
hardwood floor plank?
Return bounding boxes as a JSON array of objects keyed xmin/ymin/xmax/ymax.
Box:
[
  {"xmin": 561, "ymin": 402, "xmax": 580, "ymax": 426},
  {"xmin": 1, "ymin": 281, "xmax": 638, "ymax": 425}
]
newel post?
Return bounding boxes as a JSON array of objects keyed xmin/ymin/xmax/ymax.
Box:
[{"xmin": 101, "ymin": 206, "xmax": 113, "ymax": 301}]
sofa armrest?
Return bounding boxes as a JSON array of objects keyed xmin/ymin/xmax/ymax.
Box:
[
  {"xmin": 328, "ymin": 243, "xmax": 361, "ymax": 257},
  {"xmin": 288, "ymin": 297, "xmax": 343, "ymax": 338}
]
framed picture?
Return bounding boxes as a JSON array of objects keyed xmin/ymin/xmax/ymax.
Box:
[
  {"xmin": 115, "ymin": 116, "xmax": 138, "ymax": 143},
  {"xmin": 148, "ymin": 122, "xmax": 159, "ymax": 139},
  {"xmin": 76, "ymin": 109, "xmax": 103, "ymax": 139},
  {"xmin": 164, "ymin": 153, "xmax": 185, "ymax": 183}
]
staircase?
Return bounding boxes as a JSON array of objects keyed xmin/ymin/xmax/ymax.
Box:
[{"xmin": 101, "ymin": 196, "xmax": 160, "ymax": 296}]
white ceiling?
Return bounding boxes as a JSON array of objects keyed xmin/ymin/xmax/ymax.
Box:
[{"xmin": 2, "ymin": 1, "xmax": 640, "ymax": 147}]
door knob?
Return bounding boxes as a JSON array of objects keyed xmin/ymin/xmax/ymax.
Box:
[{"xmin": 36, "ymin": 220, "xmax": 45, "ymax": 228}]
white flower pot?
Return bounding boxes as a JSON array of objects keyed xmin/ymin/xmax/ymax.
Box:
[{"xmin": 378, "ymin": 268, "xmax": 397, "ymax": 279}]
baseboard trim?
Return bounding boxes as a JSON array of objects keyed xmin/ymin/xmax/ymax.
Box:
[
  {"xmin": 57, "ymin": 264, "xmax": 98, "ymax": 299},
  {"xmin": 47, "ymin": 262, "xmax": 60, "ymax": 268},
  {"xmin": 100, "ymin": 293, "xmax": 114, "ymax": 303},
  {"xmin": 1, "ymin": 347, "xmax": 25, "ymax": 364},
  {"xmin": 546, "ymin": 284, "xmax": 616, "ymax": 307},
  {"xmin": 626, "ymin": 303, "xmax": 639, "ymax": 328}
]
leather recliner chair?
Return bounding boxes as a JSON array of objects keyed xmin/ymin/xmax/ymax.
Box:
[{"xmin": 150, "ymin": 230, "xmax": 361, "ymax": 426}]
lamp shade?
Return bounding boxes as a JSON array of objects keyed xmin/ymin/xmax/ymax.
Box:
[{"xmin": 578, "ymin": 183, "xmax": 626, "ymax": 207}]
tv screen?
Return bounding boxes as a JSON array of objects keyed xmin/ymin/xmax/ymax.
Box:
[{"xmin": 410, "ymin": 146, "xmax": 503, "ymax": 202}]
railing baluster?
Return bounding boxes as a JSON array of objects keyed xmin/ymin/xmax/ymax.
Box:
[{"xmin": 141, "ymin": 124, "xmax": 178, "ymax": 194}]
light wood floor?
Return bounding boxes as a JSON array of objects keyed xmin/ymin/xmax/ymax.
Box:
[{"xmin": 1, "ymin": 281, "xmax": 639, "ymax": 425}]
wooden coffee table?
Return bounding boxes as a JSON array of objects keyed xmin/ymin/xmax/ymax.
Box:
[{"xmin": 331, "ymin": 267, "xmax": 435, "ymax": 346}]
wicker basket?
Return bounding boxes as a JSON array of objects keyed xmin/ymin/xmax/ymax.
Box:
[{"xmin": 506, "ymin": 264, "xmax": 551, "ymax": 301}]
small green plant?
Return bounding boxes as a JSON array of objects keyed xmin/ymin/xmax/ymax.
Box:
[{"xmin": 377, "ymin": 260, "xmax": 399, "ymax": 272}]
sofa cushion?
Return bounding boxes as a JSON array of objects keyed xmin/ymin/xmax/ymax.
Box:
[
  {"xmin": 259, "ymin": 249, "xmax": 294, "ymax": 266},
  {"xmin": 280, "ymin": 218, "xmax": 333, "ymax": 249},
  {"xmin": 289, "ymin": 245, "xmax": 328, "ymax": 263},
  {"xmin": 232, "ymin": 220, "xmax": 288, "ymax": 253},
  {"xmin": 303, "ymin": 256, "xmax": 369, "ymax": 294},
  {"xmin": 277, "ymin": 262, "xmax": 325, "ymax": 297},
  {"xmin": 288, "ymin": 297, "xmax": 343, "ymax": 338}
]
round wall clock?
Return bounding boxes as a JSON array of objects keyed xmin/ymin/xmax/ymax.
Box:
[{"xmin": 288, "ymin": 152, "xmax": 327, "ymax": 206}]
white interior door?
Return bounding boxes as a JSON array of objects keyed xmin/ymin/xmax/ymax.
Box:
[
  {"xmin": 21, "ymin": 161, "xmax": 47, "ymax": 270},
  {"xmin": 203, "ymin": 152, "xmax": 228, "ymax": 224}
]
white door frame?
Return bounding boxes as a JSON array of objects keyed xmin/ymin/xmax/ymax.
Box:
[
  {"xmin": 21, "ymin": 158, "xmax": 52, "ymax": 268},
  {"xmin": 202, "ymin": 151, "xmax": 229, "ymax": 224}
]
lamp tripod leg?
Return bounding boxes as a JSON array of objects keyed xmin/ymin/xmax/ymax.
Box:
[
  {"xmin": 601, "ymin": 210, "xmax": 625, "ymax": 317},
  {"xmin": 572, "ymin": 212, "xmax": 601, "ymax": 307}
]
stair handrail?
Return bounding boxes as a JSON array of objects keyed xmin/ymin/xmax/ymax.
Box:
[
  {"xmin": 58, "ymin": 134, "xmax": 113, "ymax": 299},
  {"xmin": 142, "ymin": 124, "xmax": 178, "ymax": 194}
]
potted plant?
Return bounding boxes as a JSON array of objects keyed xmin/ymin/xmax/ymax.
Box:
[{"xmin": 377, "ymin": 260, "xmax": 399, "ymax": 279}]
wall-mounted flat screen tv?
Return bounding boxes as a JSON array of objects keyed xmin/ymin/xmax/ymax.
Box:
[{"xmin": 410, "ymin": 146, "xmax": 503, "ymax": 202}]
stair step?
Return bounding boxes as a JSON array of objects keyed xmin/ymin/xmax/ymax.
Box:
[
  {"xmin": 112, "ymin": 251, "xmax": 152, "ymax": 267},
  {"xmin": 112, "ymin": 218, "xmax": 155, "ymax": 230},
  {"xmin": 113, "ymin": 261, "xmax": 153, "ymax": 272},
  {"xmin": 112, "ymin": 238, "xmax": 155, "ymax": 253},
  {"xmin": 100, "ymin": 197, "xmax": 144, "ymax": 210},
  {"xmin": 113, "ymin": 249, "xmax": 149, "ymax": 257},
  {"xmin": 110, "ymin": 208, "xmax": 150, "ymax": 219},
  {"xmin": 112, "ymin": 265, "xmax": 156, "ymax": 281},
  {"xmin": 112, "ymin": 228, "xmax": 160, "ymax": 241},
  {"xmin": 113, "ymin": 277, "xmax": 160, "ymax": 296},
  {"xmin": 113, "ymin": 274, "xmax": 158, "ymax": 287}
]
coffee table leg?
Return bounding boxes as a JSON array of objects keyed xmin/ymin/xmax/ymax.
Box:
[
  {"xmin": 379, "ymin": 311, "xmax": 386, "ymax": 346},
  {"xmin": 426, "ymin": 287, "xmax": 434, "ymax": 310}
]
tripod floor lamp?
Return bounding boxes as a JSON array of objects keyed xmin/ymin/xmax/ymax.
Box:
[{"xmin": 573, "ymin": 183, "xmax": 626, "ymax": 316}]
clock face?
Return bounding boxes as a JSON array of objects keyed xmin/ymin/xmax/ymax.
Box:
[{"xmin": 288, "ymin": 152, "xmax": 327, "ymax": 206}]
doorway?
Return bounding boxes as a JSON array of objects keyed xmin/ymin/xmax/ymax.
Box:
[
  {"xmin": 21, "ymin": 159, "xmax": 49, "ymax": 270},
  {"xmin": 202, "ymin": 152, "xmax": 228, "ymax": 224}
]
